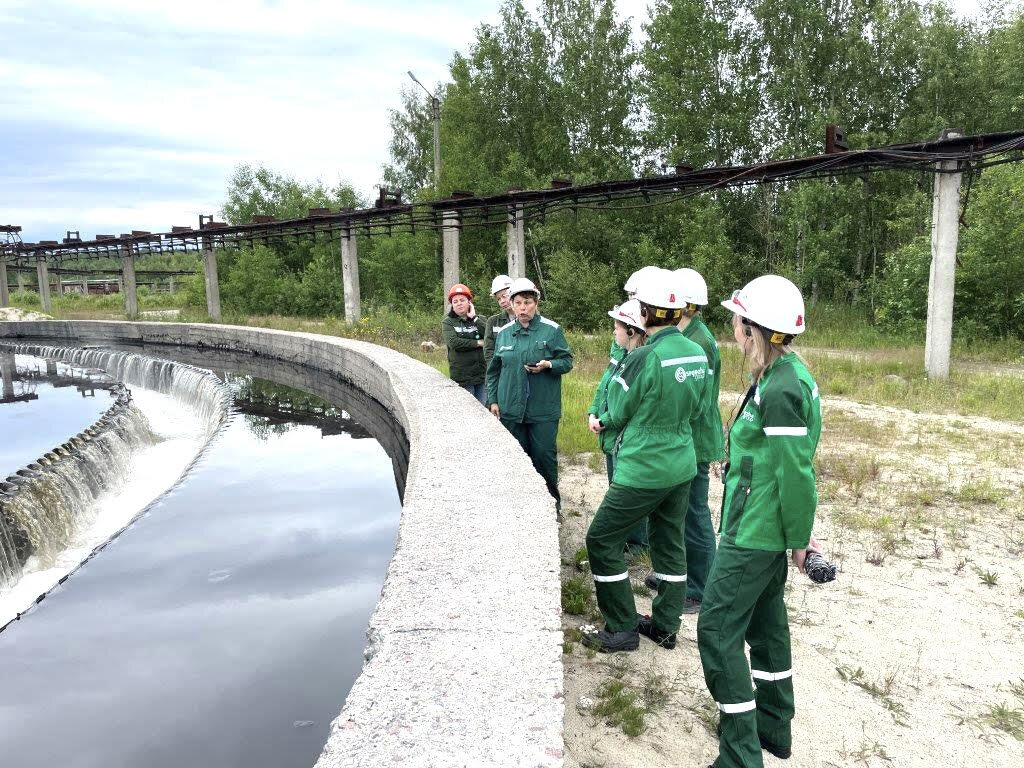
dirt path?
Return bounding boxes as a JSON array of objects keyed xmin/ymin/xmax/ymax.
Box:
[{"xmin": 558, "ymin": 395, "xmax": 1024, "ymax": 768}]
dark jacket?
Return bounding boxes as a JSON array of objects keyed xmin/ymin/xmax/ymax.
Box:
[{"xmin": 441, "ymin": 310, "xmax": 486, "ymax": 386}]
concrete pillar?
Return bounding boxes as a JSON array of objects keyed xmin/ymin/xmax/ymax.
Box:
[
  {"xmin": 81, "ymin": 276, "xmax": 89, "ymax": 294},
  {"xmin": 45, "ymin": 359, "xmax": 57, "ymax": 376},
  {"xmin": 36, "ymin": 260, "xmax": 52, "ymax": 312},
  {"xmin": 506, "ymin": 204, "xmax": 526, "ymax": 279},
  {"xmin": 442, "ymin": 211, "xmax": 460, "ymax": 308},
  {"xmin": 925, "ymin": 145, "xmax": 963, "ymax": 380},
  {"xmin": 202, "ymin": 248, "xmax": 222, "ymax": 321},
  {"xmin": 0, "ymin": 260, "xmax": 9, "ymax": 307},
  {"xmin": 340, "ymin": 226, "xmax": 361, "ymax": 325},
  {"xmin": 169, "ymin": 274, "xmax": 176, "ymax": 293},
  {"xmin": 1, "ymin": 352, "xmax": 13, "ymax": 401},
  {"xmin": 121, "ymin": 246, "xmax": 138, "ymax": 318}
]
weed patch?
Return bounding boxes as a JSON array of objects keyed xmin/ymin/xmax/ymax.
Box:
[
  {"xmin": 562, "ymin": 575, "xmax": 591, "ymax": 615},
  {"xmin": 592, "ymin": 680, "xmax": 645, "ymax": 738}
]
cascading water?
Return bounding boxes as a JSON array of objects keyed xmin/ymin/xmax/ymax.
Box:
[{"xmin": 0, "ymin": 342, "xmax": 231, "ymax": 605}]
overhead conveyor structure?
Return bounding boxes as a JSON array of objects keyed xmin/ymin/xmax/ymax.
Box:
[{"xmin": 2, "ymin": 129, "xmax": 1023, "ymax": 373}]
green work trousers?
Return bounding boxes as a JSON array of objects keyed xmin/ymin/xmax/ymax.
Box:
[
  {"xmin": 586, "ymin": 481, "xmax": 690, "ymax": 634},
  {"xmin": 604, "ymin": 453, "xmax": 648, "ymax": 549},
  {"xmin": 504, "ymin": 418, "xmax": 560, "ymax": 510},
  {"xmin": 684, "ymin": 462, "xmax": 716, "ymax": 601},
  {"xmin": 697, "ymin": 540, "xmax": 794, "ymax": 768}
]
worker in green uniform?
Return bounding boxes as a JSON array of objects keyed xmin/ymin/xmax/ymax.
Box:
[
  {"xmin": 483, "ymin": 274, "xmax": 514, "ymax": 368},
  {"xmin": 646, "ymin": 268, "xmax": 723, "ymax": 612},
  {"xmin": 581, "ymin": 268, "xmax": 711, "ymax": 653},
  {"xmin": 698, "ymin": 274, "xmax": 823, "ymax": 768},
  {"xmin": 588, "ymin": 296, "xmax": 649, "ymax": 550},
  {"xmin": 441, "ymin": 283, "xmax": 487, "ymax": 405},
  {"xmin": 486, "ymin": 277, "xmax": 573, "ymax": 511}
]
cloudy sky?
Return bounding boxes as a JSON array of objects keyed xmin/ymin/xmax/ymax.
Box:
[{"xmin": 1, "ymin": 0, "xmax": 980, "ymax": 242}]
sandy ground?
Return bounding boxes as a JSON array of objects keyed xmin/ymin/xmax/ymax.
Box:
[
  {"xmin": 559, "ymin": 394, "xmax": 1024, "ymax": 768},
  {"xmin": 0, "ymin": 307, "xmax": 51, "ymax": 322}
]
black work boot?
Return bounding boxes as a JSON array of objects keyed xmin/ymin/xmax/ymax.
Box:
[
  {"xmin": 759, "ymin": 736, "xmax": 792, "ymax": 759},
  {"xmin": 580, "ymin": 626, "xmax": 639, "ymax": 653},
  {"xmin": 644, "ymin": 572, "xmax": 660, "ymax": 591},
  {"xmin": 637, "ymin": 614, "xmax": 677, "ymax": 649}
]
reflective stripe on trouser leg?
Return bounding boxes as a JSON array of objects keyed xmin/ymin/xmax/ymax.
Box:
[
  {"xmin": 698, "ymin": 540, "xmax": 787, "ymax": 768},
  {"xmin": 586, "ymin": 483, "xmax": 677, "ymax": 633},
  {"xmin": 747, "ymin": 558, "xmax": 794, "ymax": 749},
  {"xmin": 684, "ymin": 462, "xmax": 716, "ymax": 602},
  {"xmin": 647, "ymin": 479, "xmax": 690, "ymax": 634}
]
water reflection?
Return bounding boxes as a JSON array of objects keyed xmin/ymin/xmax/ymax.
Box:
[
  {"xmin": 0, "ymin": 366, "xmax": 403, "ymax": 768},
  {"xmin": 0, "ymin": 353, "xmax": 115, "ymax": 477}
]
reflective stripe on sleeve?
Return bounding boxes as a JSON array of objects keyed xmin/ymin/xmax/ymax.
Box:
[
  {"xmin": 763, "ymin": 426, "xmax": 808, "ymax": 436},
  {"xmin": 650, "ymin": 572, "xmax": 687, "ymax": 582},
  {"xmin": 751, "ymin": 669, "xmax": 793, "ymax": 681},
  {"xmin": 811, "ymin": 384, "xmax": 819, "ymax": 399},
  {"xmin": 592, "ymin": 571, "xmax": 629, "ymax": 583},
  {"xmin": 661, "ymin": 355, "xmax": 707, "ymax": 366},
  {"xmin": 717, "ymin": 700, "xmax": 756, "ymax": 714},
  {"xmin": 612, "ymin": 375, "xmax": 629, "ymax": 391},
  {"xmin": 608, "ymin": 357, "xmax": 617, "ymax": 366}
]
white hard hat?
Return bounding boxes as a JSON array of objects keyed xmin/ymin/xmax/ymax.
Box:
[
  {"xmin": 490, "ymin": 274, "xmax": 513, "ymax": 295},
  {"xmin": 673, "ymin": 268, "xmax": 708, "ymax": 305},
  {"xmin": 508, "ymin": 276, "xmax": 539, "ymax": 299},
  {"xmin": 633, "ymin": 267, "xmax": 686, "ymax": 309},
  {"xmin": 721, "ymin": 274, "xmax": 806, "ymax": 335},
  {"xmin": 623, "ymin": 265, "xmax": 660, "ymax": 294},
  {"xmin": 607, "ymin": 299, "xmax": 645, "ymax": 332}
]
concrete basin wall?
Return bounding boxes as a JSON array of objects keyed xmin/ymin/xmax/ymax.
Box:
[{"xmin": 0, "ymin": 320, "xmax": 564, "ymax": 768}]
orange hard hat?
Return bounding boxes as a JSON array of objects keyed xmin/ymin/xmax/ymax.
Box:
[{"xmin": 448, "ymin": 283, "xmax": 473, "ymax": 300}]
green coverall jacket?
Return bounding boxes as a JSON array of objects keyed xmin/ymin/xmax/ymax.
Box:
[
  {"xmin": 441, "ymin": 310, "xmax": 486, "ymax": 387},
  {"xmin": 485, "ymin": 314, "xmax": 574, "ymax": 422},
  {"xmin": 721, "ymin": 353, "xmax": 821, "ymax": 551},
  {"xmin": 602, "ymin": 326, "xmax": 711, "ymax": 489},
  {"xmin": 587, "ymin": 340, "xmax": 626, "ymax": 455},
  {"xmin": 682, "ymin": 316, "xmax": 725, "ymax": 463}
]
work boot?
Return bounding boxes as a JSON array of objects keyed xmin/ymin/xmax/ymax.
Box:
[
  {"xmin": 759, "ymin": 736, "xmax": 791, "ymax": 759},
  {"xmin": 681, "ymin": 597, "xmax": 702, "ymax": 614},
  {"xmin": 644, "ymin": 572, "xmax": 660, "ymax": 591},
  {"xmin": 637, "ymin": 614, "xmax": 676, "ymax": 649},
  {"xmin": 580, "ymin": 626, "xmax": 639, "ymax": 653}
]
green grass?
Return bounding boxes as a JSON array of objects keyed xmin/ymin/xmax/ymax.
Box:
[
  {"xmin": 592, "ymin": 680, "xmax": 646, "ymax": 737},
  {"xmin": 9, "ymin": 288, "xmax": 189, "ymax": 316},
  {"xmin": 561, "ymin": 575, "xmax": 591, "ymax": 615}
]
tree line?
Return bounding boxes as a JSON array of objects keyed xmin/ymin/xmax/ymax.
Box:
[{"xmin": 198, "ymin": 1, "xmax": 1024, "ymax": 339}]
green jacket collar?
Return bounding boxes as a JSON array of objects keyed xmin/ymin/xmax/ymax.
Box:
[
  {"xmin": 513, "ymin": 314, "xmax": 544, "ymax": 334},
  {"xmin": 646, "ymin": 325, "xmax": 682, "ymax": 348}
]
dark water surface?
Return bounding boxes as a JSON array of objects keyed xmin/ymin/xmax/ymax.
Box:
[
  {"xmin": 0, "ymin": 351, "xmax": 403, "ymax": 768},
  {"xmin": 0, "ymin": 353, "xmax": 113, "ymax": 477}
]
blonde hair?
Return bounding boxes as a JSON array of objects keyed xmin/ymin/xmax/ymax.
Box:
[{"xmin": 735, "ymin": 315, "xmax": 805, "ymax": 383}]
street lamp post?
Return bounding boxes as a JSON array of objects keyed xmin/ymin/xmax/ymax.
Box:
[{"xmin": 407, "ymin": 70, "xmax": 441, "ymax": 188}]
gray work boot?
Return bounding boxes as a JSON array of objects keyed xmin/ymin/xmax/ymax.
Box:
[{"xmin": 580, "ymin": 626, "xmax": 639, "ymax": 653}]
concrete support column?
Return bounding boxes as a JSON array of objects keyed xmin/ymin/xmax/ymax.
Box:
[
  {"xmin": 81, "ymin": 276, "xmax": 89, "ymax": 294},
  {"xmin": 0, "ymin": 260, "xmax": 9, "ymax": 307},
  {"xmin": 339, "ymin": 226, "xmax": 361, "ymax": 325},
  {"xmin": 121, "ymin": 246, "xmax": 138, "ymax": 319},
  {"xmin": 1, "ymin": 352, "xmax": 13, "ymax": 401},
  {"xmin": 442, "ymin": 211, "xmax": 460, "ymax": 307},
  {"xmin": 506, "ymin": 204, "xmax": 526, "ymax": 279},
  {"xmin": 925, "ymin": 148, "xmax": 963, "ymax": 380},
  {"xmin": 169, "ymin": 275, "xmax": 176, "ymax": 294},
  {"xmin": 36, "ymin": 260, "xmax": 52, "ymax": 313},
  {"xmin": 202, "ymin": 248, "xmax": 222, "ymax": 321}
]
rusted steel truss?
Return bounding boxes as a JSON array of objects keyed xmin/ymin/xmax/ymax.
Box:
[{"xmin": 3, "ymin": 130, "xmax": 1022, "ymax": 264}]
